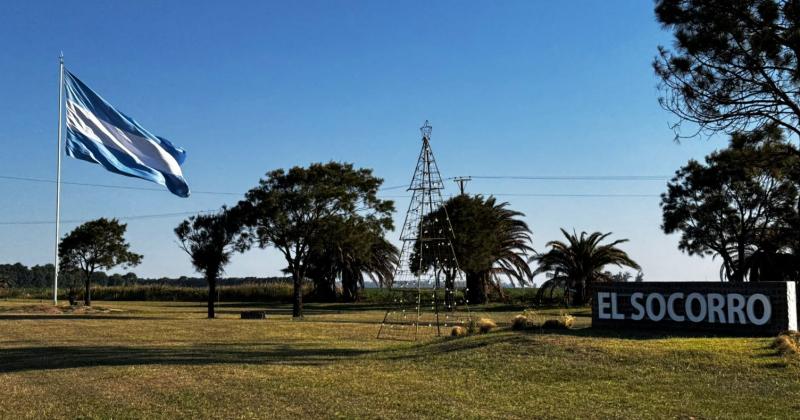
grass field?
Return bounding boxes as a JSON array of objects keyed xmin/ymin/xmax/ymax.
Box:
[{"xmin": 0, "ymin": 299, "xmax": 798, "ymax": 419}]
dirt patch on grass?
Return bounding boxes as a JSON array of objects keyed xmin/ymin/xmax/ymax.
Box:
[{"xmin": 0, "ymin": 304, "xmax": 124, "ymax": 315}]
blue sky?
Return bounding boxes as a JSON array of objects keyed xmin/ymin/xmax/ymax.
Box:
[{"xmin": 0, "ymin": 1, "xmax": 724, "ymax": 282}]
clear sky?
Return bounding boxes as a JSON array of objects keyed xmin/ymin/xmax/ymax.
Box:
[{"xmin": 0, "ymin": 1, "xmax": 725, "ymax": 282}]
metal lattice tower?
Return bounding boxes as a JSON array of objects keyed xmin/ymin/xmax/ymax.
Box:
[{"xmin": 377, "ymin": 121, "xmax": 471, "ymax": 341}]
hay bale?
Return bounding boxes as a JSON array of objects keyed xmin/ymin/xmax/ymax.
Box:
[
  {"xmin": 476, "ymin": 318, "xmax": 497, "ymax": 334},
  {"xmin": 451, "ymin": 326, "xmax": 468, "ymax": 337}
]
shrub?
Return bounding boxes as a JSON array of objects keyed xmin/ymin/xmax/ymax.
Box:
[
  {"xmin": 541, "ymin": 313, "xmax": 575, "ymax": 330},
  {"xmin": 451, "ymin": 326, "xmax": 468, "ymax": 337},
  {"xmin": 512, "ymin": 309, "xmax": 546, "ymax": 331},
  {"xmin": 772, "ymin": 331, "xmax": 800, "ymax": 356},
  {"xmin": 541, "ymin": 319, "xmax": 563, "ymax": 330},
  {"xmin": 476, "ymin": 318, "xmax": 497, "ymax": 334},
  {"xmin": 511, "ymin": 314, "xmax": 529, "ymax": 330},
  {"xmin": 559, "ymin": 313, "xmax": 575, "ymax": 328}
]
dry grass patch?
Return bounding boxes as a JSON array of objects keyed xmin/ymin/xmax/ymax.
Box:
[
  {"xmin": 476, "ymin": 317, "xmax": 497, "ymax": 334},
  {"xmin": 772, "ymin": 331, "xmax": 800, "ymax": 356},
  {"xmin": 450, "ymin": 326, "xmax": 467, "ymax": 337},
  {"xmin": 511, "ymin": 314, "xmax": 530, "ymax": 330},
  {"xmin": 541, "ymin": 313, "xmax": 575, "ymax": 330},
  {"xmin": 512, "ymin": 310, "xmax": 575, "ymax": 331},
  {"xmin": 0, "ymin": 304, "xmax": 123, "ymax": 315},
  {"xmin": 511, "ymin": 309, "xmax": 548, "ymax": 330}
]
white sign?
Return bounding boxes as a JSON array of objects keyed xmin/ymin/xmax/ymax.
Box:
[{"xmin": 596, "ymin": 291, "xmax": 772, "ymax": 325}]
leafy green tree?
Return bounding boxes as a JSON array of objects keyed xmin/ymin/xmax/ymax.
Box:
[
  {"xmin": 91, "ymin": 271, "xmax": 109, "ymax": 286},
  {"xmin": 303, "ymin": 216, "xmax": 349, "ymax": 301},
  {"xmin": 237, "ymin": 162, "xmax": 394, "ymax": 318},
  {"xmin": 532, "ymin": 229, "xmax": 640, "ymax": 306},
  {"xmin": 59, "ymin": 218, "xmax": 142, "ymax": 306},
  {"xmin": 175, "ymin": 207, "xmax": 251, "ymax": 318},
  {"xmin": 0, "ymin": 263, "xmax": 55, "ymax": 288},
  {"xmin": 654, "ymin": 0, "xmax": 800, "ymax": 139},
  {"xmin": 413, "ymin": 195, "xmax": 533, "ymax": 304},
  {"xmin": 661, "ymin": 125, "xmax": 800, "ymax": 281},
  {"xmin": 30, "ymin": 264, "xmax": 54, "ymax": 288},
  {"xmin": 108, "ymin": 272, "xmax": 138, "ymax": 286},
  {"xmin": 0, "ymin": 263, "xmax": 28, "ymax": 287},
  {"xmin": 606, "ymin": 271, "xmax": 633, "ymax": 283}
]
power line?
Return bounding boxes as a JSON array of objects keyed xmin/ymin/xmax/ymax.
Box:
[
  {"xmin": 0, "ymin": 173, "xmax": 673, "ymax": 195},
  {"xmin": 0, "ymin": 192, "xmax": 662, "ymax": 226},
  {"xmin": 0, "ymin": 174, "xmax": 409, "ymax": 195},
  {"xmin": 0, "ymin": 173, "xmax": 670, "ymax": 198},
  {"xmin": 450, "ymin": 175, "xmax": 671, "ymax": 181},
  {"xmin": 376, "ymin": 184, "xmax": 410, "ymax": 191},
  {"xmin": 0, "ymin": 175, "xmax": 241, "ymax": 196},
  {"xmin": 490, "ymin": 192, "xmax": 659, "ymax": 197},
  {"xmin": 0, "ymin": 172, "xmax": 667, "ymax": 226},
  {"xmin": 380, "ymin": 192, "xmax": 660, "ymax": 198},
  {"xmin": 0, "ymin": 210, "xmax": 216, "ymax": 226}
]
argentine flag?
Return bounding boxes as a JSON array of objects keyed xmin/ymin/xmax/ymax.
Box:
[{"xmin": 63, "ymin": 70, "xmax": 190, "ymax": 197}]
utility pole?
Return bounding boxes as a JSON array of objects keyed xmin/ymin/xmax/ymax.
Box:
[{"xmin": 453, "ymin": 176, "xmax": 471, "ymax": 195}]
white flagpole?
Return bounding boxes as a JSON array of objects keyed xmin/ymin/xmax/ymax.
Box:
[{"xmin": 53, "ymin": 53, "xmax": 64, "ymax": 306}]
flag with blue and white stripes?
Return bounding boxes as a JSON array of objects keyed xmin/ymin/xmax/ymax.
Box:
[{"xmin": 63, "ymin": 70, "xmax": 190, "ymax": 197}]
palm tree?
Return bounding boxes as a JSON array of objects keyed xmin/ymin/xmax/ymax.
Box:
[
  {"xmin": 413, "ymin": 195, "xmax": 534, "ymax": 304},
  {"xmin": 482, "ymin": 201, "xmax": 534, "ymax": 297},
  {"xmin": 531, "ymin": 229, "xmax": 640, "ymax": 306},
  {"xmin": 340, "ymin": 235, "xmax": 398, "ymax": 301},
  {"xmin": 306, "ymin": 216, "xmax": 399, "ymax": 302}
]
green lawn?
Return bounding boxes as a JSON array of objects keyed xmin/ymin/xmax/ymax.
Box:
[{"xmin": 0, "ymin": 299, "xmax": 797, "ymax": 419}]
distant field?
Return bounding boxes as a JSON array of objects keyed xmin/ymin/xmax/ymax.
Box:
[
  {"xmin": 0, "ymin": 299, "xmax": 797, "ymax": 419},
  {"xmin": 0, "ymin": 285, "xmax": 543, "ymax": 304}
]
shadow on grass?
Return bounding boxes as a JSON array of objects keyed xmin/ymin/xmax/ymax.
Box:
[
  {"xmin": 0, "ymin": 328, "xmax": 785, "ymax": 374},
  {"xmin": 211, "ymin": 302, "xmax": 573, "ymax": 313},
  {"xmin": 0, "ymin": 344, "xmax": 373, "ymax": 373},
  {"xmin": 559, "ymin": 327, "xmax": 703, "ymax": 340},
  {"xmin": 541, "ymin": 326, "xmax": 781, "ymax": 340},
  {"xmin": 762, "ymin": 361, "xmax": 790, "ymax": 369},
  {"xmin": 386, "ymin": 333, "xmax": 535, "ymax": 359},
  {"xmin": 0, "ymin": 315, "xmax": 159, "ymax": 321},
  {"xmin": 214, "ymin": 302, "xmax": 398, "ymax": 313},
  {"xmin": 391, "ymin": 327, "xmax": 779, "ymax": 362}
]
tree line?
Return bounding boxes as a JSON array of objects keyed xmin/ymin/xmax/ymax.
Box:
[
  {"xmin": 0, "ymin": 262, "xmax": 287, "ymax": 290},
  {"xmin": 47, "ymin": 161, "xmax": 640, "ymax": 319}
]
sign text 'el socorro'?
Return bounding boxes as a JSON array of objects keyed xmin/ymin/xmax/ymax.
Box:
[{"xmin": 592, "ymin": 282, "xmax": 798, "ymax": 335}]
